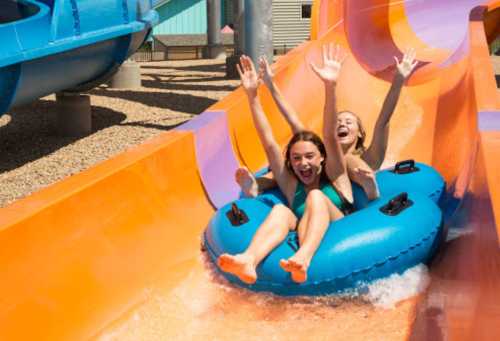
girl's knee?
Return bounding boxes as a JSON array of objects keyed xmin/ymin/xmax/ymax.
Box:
[
  {"xmin": 271, "ymin": 204, "xmax": 297, "ymax": 223},
  {"xmin": 306, "ymin": 189, "xmax": 344, "ymax": 220},
  {"xmin": 305, "ymin": 189, "xmax": 328, "ymax": 207},
  {"xmin": 273, "ymin": 203, "xmax": 290, "ymax": 213}
]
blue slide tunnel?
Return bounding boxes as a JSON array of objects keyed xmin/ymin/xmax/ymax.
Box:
[{"xmin": 0, "ymin": 0, "xmax": 158, "ymax": 116}]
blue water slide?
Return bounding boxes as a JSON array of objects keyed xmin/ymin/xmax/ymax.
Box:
[{"xmin": 0, "ymin": 0, "xmax": 158, "ymax": 115}]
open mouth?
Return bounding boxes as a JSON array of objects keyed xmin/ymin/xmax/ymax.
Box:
[
  {"xmin": 337, "ymin": 126, "xmax": 349, "ymax": 138},
  {"xmin": 299, "ymin": 168, "xmax": 313, "ymax": 181}
]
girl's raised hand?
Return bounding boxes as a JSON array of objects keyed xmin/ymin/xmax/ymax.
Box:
[
  {"xmin": 394, "ymin": 48, "xmax": 418, "ymax": 78},
  {"xmin": 310, "ymin": 43, "xmax": 347, "ymax": 85},
  {"xmin": 237, "ymin": 55, "xmax": 260, "ymax": 97},
  {"xmin": 258, "ymin": 56, "xmax": 274, "ymax": 89}
]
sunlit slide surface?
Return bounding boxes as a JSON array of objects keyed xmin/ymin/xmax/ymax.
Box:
[{"xmin": 0, "ymin": 0, "xmax": 499, "ymax": 340}]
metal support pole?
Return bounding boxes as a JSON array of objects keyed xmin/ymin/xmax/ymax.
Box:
[
  {"xmin": 226, "ymin": 0, "xmax": 245, "ymax": 78},
  {"xmin": 244, "ymin": 0, "xmax": 273, "ymax": 65},
  {"xmin": 233, "ymin": 0, "xmax": 245, "ymax": 55},
  {"xmin": 207, "ymin": 0, "xmax": 226, "ymax": 59}
]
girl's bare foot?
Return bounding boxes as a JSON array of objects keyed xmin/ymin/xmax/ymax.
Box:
[
  {"xmin": 280, "ymin": 256, "xmax": 310, "ymax": 283},
  {"xmin": 235, "ymin": 167, "xmax": 258, "ymax": 198},
  {"xmin": 217, "ymin": 253, "xmax": 257, "ymax": 284}
]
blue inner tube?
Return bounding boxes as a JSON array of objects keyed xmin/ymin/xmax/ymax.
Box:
[{"xmin": 204, "ymin": 160, "xmax": 445, "ymax": 296}]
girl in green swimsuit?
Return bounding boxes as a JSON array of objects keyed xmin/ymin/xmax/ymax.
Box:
[{"xmin": 218, "ymin": 44, "xmax": 353, "ymax": 284}]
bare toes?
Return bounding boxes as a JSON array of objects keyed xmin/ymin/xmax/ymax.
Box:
[
  {"xmin": 280, "ymin": 259, "xmax": 294, "ymax": 272},
  {"xmin": 291, "ymin": 270, "xmax": 307, "ymax": 283},
  {"xmin": 235, "ymin": 167, "xmax": 258, "ymax": 197}
]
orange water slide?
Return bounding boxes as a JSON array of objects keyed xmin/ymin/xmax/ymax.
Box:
[{"xmin": 0, "ymin": 0, "xmax": 499, "ymax": 340}]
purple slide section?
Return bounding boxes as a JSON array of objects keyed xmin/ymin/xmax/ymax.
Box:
[
  {"xmin": 177, "ymin": 111, "xmax": 240, "ymax": 208},
  {"xmin": 478, "ymin": 111, "xmax": 500, "ymax": 131},
  {"xmin": 404, "ymin": 0, "xmax": 484, "ymax": 51},
  {"xmin": 440, "ymin": 29, "xmax": 470, "ymax": 68}
]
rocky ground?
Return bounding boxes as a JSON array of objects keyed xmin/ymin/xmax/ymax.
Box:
[{"xmin": 0, "ymin": 59, "xmax": 239, "ymax": 207}]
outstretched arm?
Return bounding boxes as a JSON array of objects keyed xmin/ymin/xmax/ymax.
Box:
[
  {"xmin": 259, "ymin": 57, "xmax": 306, "ymax": 134},
  {"xmin": 310, "ymin": 43, "xmax": 347, "ymax": 181},
  {"xmin": 237, "ymin": 56, "xmax": 295, "ymax": 195},
  {"xmin": 363, "ymin": 49, "xmax": 418, "ymax": 169}
]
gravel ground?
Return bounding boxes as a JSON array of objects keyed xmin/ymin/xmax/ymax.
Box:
[
  {"xmin": 0, "ymin": 59, "xmax": 239, "ymax": 208},
  {"xmin": 1, "ymin": 56, "xmax": 499, "ymax": 208}
]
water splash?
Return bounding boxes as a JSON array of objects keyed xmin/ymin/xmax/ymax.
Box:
[
  {"xmin": 364, "ymin": 264, "xmax": 430, "ymax": 309},
  {"xmin": 96, "ymin": 255, "xmax": 428, "ymax": 340}
]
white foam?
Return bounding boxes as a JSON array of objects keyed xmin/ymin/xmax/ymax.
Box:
[
  {"xmin": 202, "ymin": 250, "xmax": 431, "ymax": 310},
  {"xmin": 363, "ymin": 264, "xmax": 430, "ymax": 309},
  {"xmin": 97, "ymin": 256, "xmax": 429, "ymax": 340}
]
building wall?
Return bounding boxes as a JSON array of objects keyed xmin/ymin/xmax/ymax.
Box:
[
  {"xmin": 221, "ymin": 0, "xmax": 234, "ymax": 27},
  {"xmin": 272, "ymin": 0, "xmax": 313, "ymax": 49},
  {"xmin": 153, "ymin": 0, "xmax": 233, "ymax": 35},
  {"xmin": 153, "ymin": 0, "xmax": 207, "ymax": 35},
  {"xmin": 151, "ymin": 0, "xmax": 312, "ymax": 52}
]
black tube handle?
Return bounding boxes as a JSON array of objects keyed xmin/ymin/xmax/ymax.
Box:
[
  {"xmin": 392, "ymin": 159, "xmax": 419, "ymax": 174},
  {"xmin": 380, "ymin": 192, "xmax": 413, "ymax": 216},
  {"xmin": 226, "ymin": 203, "xmax": 249, "ymax": 226},
  {"xmin": 391, "ymin": 192, "xmax": 408, "ymax": 206}
]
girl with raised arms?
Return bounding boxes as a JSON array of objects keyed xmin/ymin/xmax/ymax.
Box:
[{"xmin": 218, "ymin": 44, "xmax": 353, "ymax": 284}]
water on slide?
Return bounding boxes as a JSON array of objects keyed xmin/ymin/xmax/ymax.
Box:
[{"xmin": 96, "ymin": 254, "xmax": 430, "ymax": 341}]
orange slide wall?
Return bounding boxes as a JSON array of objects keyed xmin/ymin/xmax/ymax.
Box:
[{"xmin": 0, "ymin": 0, "xmax": 499, "ymax": 340}]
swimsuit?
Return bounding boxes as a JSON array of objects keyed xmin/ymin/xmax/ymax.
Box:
[{"xmin": 291, "ymin": 181, "xmax": 353, "ymax": 218}]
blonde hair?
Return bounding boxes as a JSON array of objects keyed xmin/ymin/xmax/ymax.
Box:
[{"xmin": 338, "ymin": 111, "xmax": 366, "ymax": 155}]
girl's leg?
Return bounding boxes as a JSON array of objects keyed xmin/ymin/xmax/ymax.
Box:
[
  {"xmin": 235, "ymin": 167, "xmax": 278, "ymax": 198},
  {"xmin": 345, "ymin": 154, "xmax": 380, "ymax": 201},
  {"xmin": 296, "ymin": 205, "xmax": 311, "ymax": 245},
  {"xmin": 280, "ymin": 190, "xmax": 344, "ymax": 283},
  {"xmin": 218, "ymin": 204, "xmax": 297, "ymax": 284}
]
